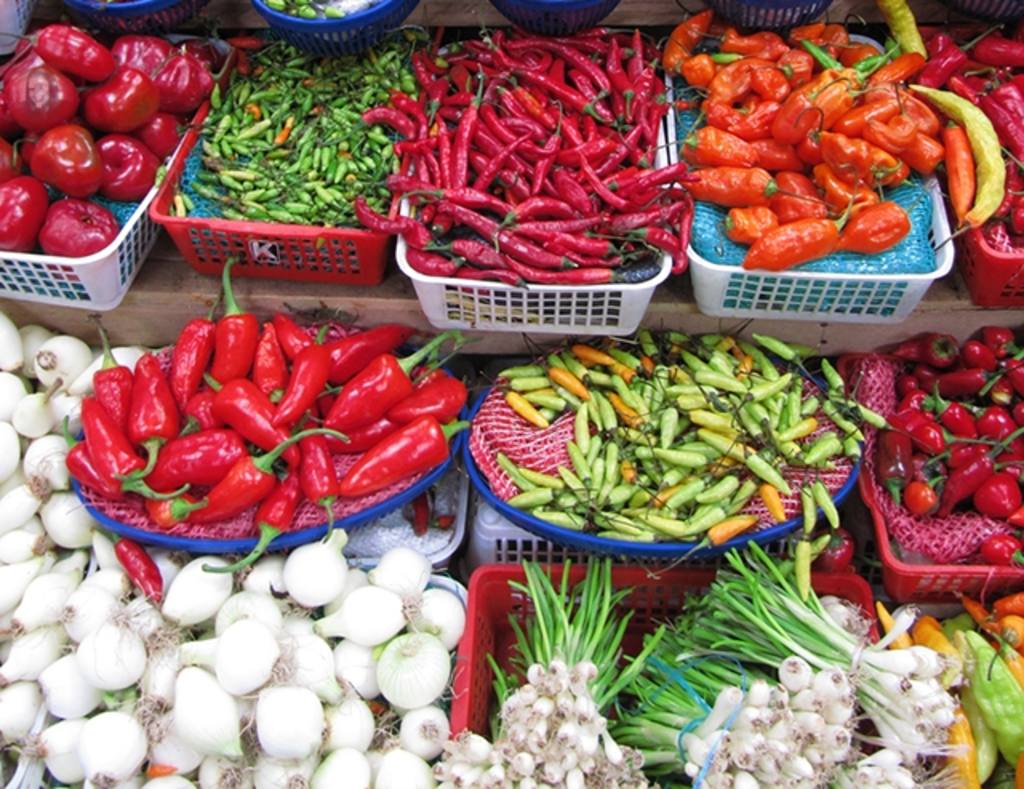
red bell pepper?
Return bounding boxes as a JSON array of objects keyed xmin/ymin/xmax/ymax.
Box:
[
  {"xmin": 144, "ymin": 429, "xmax": 247, "ymax": 493},
  {"xmin": 114, "ymin": 537, "xmax": 162, "ymax": 603},
  {"xmin": 183, "ymin": 390, "xmax": 221, "ymax": 432},
  {"xmin": 978, "ymin": 406, "xmax": 1017, "ymax": 441},
  {"xmin": 83, "ymin": 67, "xmax": 160, "ymax": 134},
  {"xmin": 127, "ymin": 353, "xmax": 180, "ymax": 464},
  {"xmin": 35, "ymin": 25, "xmax": 115, "ymax": 83},
  {"xmin": 982, "ymin": 326, "xmax": 1017, "ymax": 359},
  {"xmin": 171, "ymin": 428, "xmax": 342, "ymax": 524},
  {"xmin": 876, "ymin": 429, "xmax": 913, "ymax": 502},
  {"xmin": 385, "ymin": 374, "xmax": 468, "ymax": 425},
  {"xmin": 273, "ymin": 343, "xmax": 330, "ymax": 428},
  {"xmin": 974, "ymin": 472, "xmax": 1023, "ymax": 519},
  {"xmin": 937, "ymin": 368, "xmax": 988, "ymax": 398},
  {"xmin": 339, "ymin": 417, "xmax": 467, "ymax": 498},
  {"xmin": 111, "ymin": 35, "xmax": 173, "ymax": 75},
  {"xmin": 3, "ymin": 64, "xmax": 79, "ymax": 134},
  {"xmin": 206, "ymin": 473, "xmax": 303, "ymax": 573},
  {"xmin": 299, "ymin": 435, "xmax": 340, "ymax": 524},
  {"xmin": 210, "ymin": 259, "xmax": 259, "ymax": 384},
  {"xmin": 211, "ymin": 379, "xmax": 301, "ymax": 467},
  {"xmin": 252, "ymin": 323, "xmax": 288, "ymax": 403},
  {"xmin": 90, "ymin": 318, "xmax": 133, "ymax": 434},
  {"xmin": 325, "ymin": 324, "xmax": 416, "ymax": 385},
  {"xmin": 1008, "ymin": 362, "xmax": 1024, "ymax": 400},
  {"xmin": 152, "ymin": 53, "xmax": 214, "ymax": 115},
  {"xmin": 325, "ymin": 332, "xmax": 460, "ymax": 433},
  {"xmin": 170, "ymin": 315, "xmax": 216, "ymax": 412},
  {"xmin": 962, "ymin": 340, "xmax": 998, "ymax": 372},
  {"xmin": 271, "ymin": 313, "xmax": 312, "ymax": 361}
]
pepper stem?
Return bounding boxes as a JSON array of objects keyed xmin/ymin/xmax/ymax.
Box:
[
  {"xmin": 62, "ymin": 416, "xmax": 78, "ymax": 449},
  {"xmin": 204, "ymin": 524, "xmax": 281, "ymax": 574},
  {"xmin": 398, "ymin": 331, "xmax": 463, "ymax": 376},
  {"xmin": 122, "ymin": 480, "xmax": 191, "ymax": 501},
  {"xmin": 441, "ymin": 420, "xmax": 470, "ymax": 441},
  {"xmin": 321, "ymin": 496, "xmax": 336, "ymax": 528},
  {"xmin": 220, "ymin": 257, "xmax": 244, "ymax": 317},
  {"xmin": 801, "ymin": 39, "xmax": 843, "ymax": 72},
  {"xmin": 254, "ymin": 427, "xmax": 348, "ymax": 474},
  {"xmin": 89, "ymin": 314, "xmax": 118, "ymax": 371}
]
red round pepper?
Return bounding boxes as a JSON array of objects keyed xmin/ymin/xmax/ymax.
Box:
[
  {"xmin": 35, "ymin": 24, "xmax": 115, "ymax": 83},
  {"xmin": 97, "ymin": 134, "xmax": 160, "ymax": 202},
  {"xmin": 978, "ymin": 406, "xmax": 1017, "ymax": 441},
  {"xmin": 974, "ymin": 472, "xmax": 1023, "ymax": 519},
  {"xmin": 981, "ymin": 326, "xmax": 1016, "ymax": 359},
  {"xmin": 962, "ymin": 340, "xmax": 999, "ymax": 372},
  {"xmin": 152, "ymin": 53, "xmax": 214, "ymax": 115},
  {"xmin": 30, "ymin": 124, "xmax": 104, "ymax": 199},
  {"xmin": 980, "ymin": 533, "xmax": 1024, "ymax": 566},
  {"xmin": 3, "ymin": 64, "xmax": 79, "ymax": 134},
  {"xmin": 904, "ymin": 480, "xmax": 939, "ymax": 515},
  {"xmin": 0, "ymin": 176, "xmax": 49, "ymax": 253},
  {"xmin": 83, "ymin": 67, "xmax": 160, "ymax": 134},
  {"xmin": 111, "ymin": 35, "xmax": 173, "ymax": 75},
  {"xmin": 210, "ymin": 259, "xmax": 259, "ymax": 385}
]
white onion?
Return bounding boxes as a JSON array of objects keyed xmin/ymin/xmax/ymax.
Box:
[
  {"xmin": 324, "ymin": 568, "xmax": 368, "ymax": 615},
  {"xmin": 0, "ymin": 372, "xmax": 28, "ymax": 420},
  {"xmin": 23, "ymin": 433, "xmax": 70, "ymax": 491},
  {"xmin": 18, "ymin": 325, "xmax": 51, "ymax": 379},
  {"xmin": 0, "ymin": 623, "xmax": 66, "ymax": 683},
  {"xmin": 0, "ymin": 464, "xmax": 25, "ymax": 497},
  {"xmin": 82, "ymin": 567, "xmax": 130, "ymax": 597},
  {"xmin": 34, "ymin": 335, "xmax": 92, "ymax": 391},
  {"xmin": 312, "ymin": 748, "xmax": 371, "ymax": 789},
  {"xmin": 241, "ymin": 555, "xmax": 286, "ymax": 596},
  {"xmin": 143, "ymin": 777, "xmax": 198, "ymax": 789},
  {"xmin": 409, "ymin": 588, "xmax": 466, "ymax": 651},
  {"xmin": 178, "ymin": 639, "xmax": 217, "ymax": 670},
  {"xmin": 78, "ymin": 711, "xmax": 148, "ymax": 784},
  {"xmin": 63, "ymin": 584, "xmax": 120, "ymax": 643},
  {"xmin": 50, "ymin": 390, "xmax": 83, "ymax": 435},
  {"xmin": 0, "ymin": 312, "xmax": 22, "ymax": 372},
  {"xmin": 142, "ymin": 648, "xmax": 180, "ymax": 708},
  {"xmin": 333, "ymin": 640, "xmax": 380, "ymax": 700},
  {"xmin": 76, "ymin": 620, "xmax": 147, "ymax": 691},
  {"xmin": 0, "ymin": 681, "xmax": 42, "ymax": 741},
  {"xmin": 40, "ymin": 491, "xmax": 97, "ymax": 548},
  {"xmin": 400, "ymin": 706, "xmax": 450, "ymax": 761},
  {"xmin": 0, "ymin": 421, "xmax": 19, "ymax": 485},
  {"xmin": 121, "ymin": 596, "xmax": 165, "ymax": 640},
  {"xmin": 216, "ymin": 619, "xmax": 280, "ymax": 696},
  {"xmin": 368, "ymin": 547, "xmax": 432, "ymax": 598},
  {"xmin": 315, "ymin": 585, "xmax": 404, "ymax": 646},
  {"xmin": 0, "ymin": 554, "xmax": 49, "ymax": 614},
  {"xmin": 283, "ymin": 529, "xmax": 348, "ymax": 608},
  {"xmin": 12, "ymin": 566, "xmax": 82, "ymax": 632},
  {"xmin": 172, "ymin": 667, "xmax": 243, "ymax": 758},
  {"xmin": 0, "ymin": 527, "xmax": 49, "ymax": 563},
  {"xmin": 253, "ymin": 755, "xmax": 316, "ymax": 789},
  {"xmin": 198, "ymin": 756, "xmax": 254, "ymax": 789},
  {"xmin": 151, "ymin": 550, "xmax": 183, "ymax": 590},
  {"xmin": 150, "ymin": 722, "xmax": 204, "ymax": 777},
  {"xmin": 91, "ymin": 531, "xmax": 120, "ymax": 571},
  {"xmin": 13, "ymin": 390, "xmax": 57, "ymax": 438},
  {"xmin": 214, "ymin": 591, "xmax": 283, "ymax": 637},
  {"xmin": 376, "ymin": 633, "xmax": 450, "ymax": 710},
  {"xmin": 284, "ymin": 633, "xmax": 343, "ymax": 705},
  {"xmin": 283, "ymin": 615, "xmax": 315, "ymax": 637},
  {"xmin": 324, "ymin": 697, "xmax": 375, "ymax": 753},
  {"xmin": 39, "ymin": 654, "xmax": 101, "ymax": 719},
  {"xmin": 374, "ymin": 748, "xmax": 435, "ymax": 789},
  {"xmin": 162, "ymin": 557, "xmax": 233, "ymax": 627},
  {"xmin": 40, "ymin": 717, "xmax": 86, "ymax": 783},
  {"xmin": 256, "ymin": 686, "xmax": 324, "ymax": 760}
]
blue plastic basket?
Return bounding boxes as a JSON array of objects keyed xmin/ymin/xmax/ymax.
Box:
[
  {"xmin": 940, "ymin": 0, "xmax": 1023, "ymax": 19},
  {"xmin": 464, "ymin": 380, "xmax": 861, "ymax": 560},
  {"xmin": 706, "ymin": 0, "xmax": 831, "ymax": 28},
  {"xmin": 487, "ymin": 0, "xmax": 619, "ymax": 36},
  {"xmin": 63, "ymin": 0, "xmax": 211, "ymax": 33},
  {"xmin": 251, "ymin": 0, "xmax": 419, "ymax": 56}
]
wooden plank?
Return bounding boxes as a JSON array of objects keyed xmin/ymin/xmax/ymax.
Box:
[
  {"xmin": 33, "ymin": 0, "xmax": 954, "ymax": 29},
  {"xmin": 1, "ymin": 232, "xmax": 1017, "ymax": 355}
]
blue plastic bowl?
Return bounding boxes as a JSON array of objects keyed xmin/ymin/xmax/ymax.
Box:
[
  {"xmin": 487, "ymin": 0, "xmax": 619, "ymax": 36},
  {"xmin": 250, "ymin": 0, "xmax": 419, "ymax": 56},
  {"xmin": 64, "ymin": 0, "xmax": 212, "ymax": 33},
  {"xmin": 706, "ymin": 0, "xmax": 832, "ymax": 28},
  {"xmin": 464, "ymin": 380, "xmax": 861, "ymax": 560}
]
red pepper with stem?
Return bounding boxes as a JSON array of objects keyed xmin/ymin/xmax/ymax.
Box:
[
  {"xmin": 340, "ymin": 417, "xmax": 468, "ymax": 498},
  {"xmin": 1014, "ymin": 402, "xmax": 1024, "ymax": 428},
  {"xmin": 386, "ymin": 373, "xmax": 467, "ymax": 425},
  {"xmin": 205, "ymin": 473, "xmax": 303, "ymax": 573},
  {"xmin": 127, "ymin": 354, "xmax": 180, "ymax": 466},
  {"xmin": 923, "ymin": 390, "xmax": 978, "ymax": 438},
  {"xmin": 974, "ymin": 472, "xmax": 1023, "ymax": 519},
  {"xmin": 271, "ymin": 313, "xmax": 313, "ymax": 361},
  {"xmin": 272, "ymin": 342, "xmax": 330, "ymax": 428},
  {"xmin": 65, "ymin": 421, "xmax": 123, "ymax": 500},
  {"xmin": 183, "ymin": 390, "xmax": 221, "ymax": 432},
  {"xmin": 877, "ymin": 430, "xmax": 914, "ymax": 502},
  {"xmin": 327, "ymin": 416, "xmax": 401, "ymax": 454},
  {"xmin": 950, "ymin": 443, "xmax": 987, "ymax": 469},
  {"xmin": 172, "ymin": 428, "xmax": 345, "ymax": 525},
  {"xmin": 937, "ymin": 368, "xmax": 988, "ymax": 398},
  {"xmin": 325, "ymin": 332, "xmax": 460, "ymax": 434},
  {"xmin": 914, "ymin": 364, "xmax": 939, "ymax": 392},
  {"xmin": 889, "ymin": 333, "xmax": 959, "ymax": 369},
  {"xmin": 982, "ymin": 327, "xmax": 1017, "ymax": 359},
  {"xmin": 1004, "ymin": 363, "xmax": 1024, "ymax": 399},
  {"xmin": 898, "ymin": 389, "xmax": 927, "ymax": 413},
  {"xmin": 252, "ymin": 323, "xmax": 288, "ymax": 403},
  {"xmin": 937, "ymin": 426, "xmax": 1024, "ymax": 516},
  {"xmin": 299, "ymin": 435, "xmax": 340, "ymax": 525},
  {"xmin": 212, "ymin": 379, "xmax": 301, "ymax": 467},
  {"xmin": 90, "ymin": 316, "xmax": 132, "ymax": 434},
  {"xmin": 144, "ymin": 429, "xmax": 248, "ymax": 493},
  {"xmin": 210, "ymin": 259, "xmax": 259, "ymax": 385},
  {"xmin": 978, "ymin": 406, "xmax": 1017, "ymax": 441},
  {"xmin": 169, "ymin": 313, "xmax": 216, "ymax": 413},
  {"xmin": 146, "ymin": 493, "xmax": 201, "ymax": 529},
  {"xmin": 325, "ymin": 324, "xmax": 415, "ymax": 385},
  {"xmin": 962, "ymin": 340, "xmax": 998, "ymax": 372},
  {"xmin": 451, "ymin": 76, "xmax": 483, "ymax": 190},
  {"xmin": 113, "ymin": 537, "xmax": 162, "ymax": 603}
]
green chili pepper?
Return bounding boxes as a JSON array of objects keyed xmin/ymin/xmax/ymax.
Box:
[
  {"xmin": 592, "ymin": 391, "xmax": 618, "ymax": 432},
  {"xmin": 557, "ymin": 466, "xmax": 586, "ymax": 493},
  {"xmin": 842, "ymin": 436, "xmax": 861, "ymax": 460},
  {"xmin": 963, "ymin": 631, "xmax": 1024, "ymax": 764},
  {"xmin": 961, "ymin": 684, "xmax": 998, "ymax": 784},
  {"xmin": 752, "ymin": 333, "xmax": 799, "ymax": 362},
  {"xmin": 696, "ymin": 476, "xmax": 740, "ymax": 504},
  {"xmin": 497, "ymin": 453, "xmax": 535, "ymax": 492},
  {"xmin": 664, "ymin": 478, "xmax": 706, "ymax": 511},
  {"xmin": 821, "ymin": 400, "xmax": 865, "ymax": 440},
  {"xmin": 508, "ymin": 488, "xmax": 554, "ymax": 510},
  {"xmin": 803, "ymin": 433, "xmax": 842, "ymax": 467},
  {"xmin": 748, "ymin": 373, "xmax": 793, "ymax": 402},
  {"xmin": 508, "ymin": 376, "xmax": 553, "ymax": 392},
  {"xmin": 638, "ymin": 330, "xmax": 658, "ymax": 358},
  {"xmin": 738, "ymin": 341, "xmax": 780, "ymax": 381},
  {"xmin": 607, "ymin": 347, "xmax": 641, "ymax": 371},
  {"xmin": 811, "ymin": 480, "xmax": 838, "ymax": 530},
  {"xmin": 794, "ymin": 539, "xmax": 812, "ymax": 601},
  {"xmin": 681, "ymin": 351, "xmax": 712, "ymax": 373},
  {"xmin": 727, "ymin": 480, "xmax": 758, "ymax": 515},
  {"xmin": 819, "ymin": 358, "xmax": 845, "ymax": 395},
  {"xmin": 518, "ymin": 467, "xmax": 564, "ymax": 490},
  {"xmin": 800, "ymin": 396, "xmax": 820, "ymax": 417},
  {"xmin": 523, "ymin": 393, "xmax": 567, "ymax": 412},
  {"xmin": 694, "ymin": 369, "xmax": 747, "ymax": 395},
  {"xmin": 659, "ymin": 408, "xmax": 680, "ymax": 449},
  {"xmin": 745, "ymin": 453, "xmax": 792, "ymax": 495},
  {"xmin": 534, "ymin": 511, "xmax": 585, "ymax": 530},
  {"xmin": 799, "ymin": 488, "xmax": 816, "ymax": 536},
  {"xmin": 589, "ymin": 457, "xmax": 606, "ymax": 495},
  {"xmin": 586, "ymin": 438, "xmax": 602, "ymax": 469},
  {"xmin": 652, "ymin": 448, "xmax": 709, "ymax": 468}
]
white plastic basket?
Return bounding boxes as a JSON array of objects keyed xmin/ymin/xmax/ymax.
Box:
[{"xmin": 0, "ymin": 0, "xmax": 37, "ymax": 56}]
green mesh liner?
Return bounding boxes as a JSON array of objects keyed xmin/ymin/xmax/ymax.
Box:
[{"xmin": 673, "ymin": 79, "xmax": 939, "ymax": 276}]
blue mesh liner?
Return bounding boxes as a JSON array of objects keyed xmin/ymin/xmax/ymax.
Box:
[
  {"xmin": 674, "ymin": 79, "xmax": 938, "ymax": 276},
  {"xmin": 179, "ymin": 141, "xmax": 223, "ymax": 219}
]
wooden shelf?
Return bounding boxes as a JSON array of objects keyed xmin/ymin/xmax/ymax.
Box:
[{"xmin": 2, "ymin": 232, "xmax": 1018, "ymax": 354}]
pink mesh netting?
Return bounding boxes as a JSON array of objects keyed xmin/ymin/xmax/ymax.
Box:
[
  {"xmin": 469, "ymin": 376, "xmax": 857, "ymax": 538},
  {"xmin": 76, "ymin": 322, "xmax": 433, "ymax": 542},
  {"xmin": 843, "ymin": 353, "xmax": 1012, "ymax": 564}
]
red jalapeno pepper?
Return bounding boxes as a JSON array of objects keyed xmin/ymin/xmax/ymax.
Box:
[
  {"xmin": 271, "ymin": 313, "xmax": 313, "ymax": 361},
  {"xmin": 113, "ymin": 537, "xmax": 162, "ymax": 603},
  {"xmin": 90, "ymin": 318, "xmax": 133, "ymax": 434},
  {"xmin": 210, "ymin": 259, "xmax": 259, "ymax": 385},
  {"xmin": 273, "ymin": 342, "xmax": 330, "ymax": 428},
  {"xmin": 212, "ymin": 378, "xmax": 301, "ymax": 467},
  {"xmin": 339, "ymin": 417, "xmax": 467, "ymax": 498},
  {"xmin": 299, "ymin": 434, "xmax": 340, "ymax": 525},
  {"xmin": 170, "ymin": 315, "xmax": 216, "ymax": 412},
  {"xmin": 183, "ymin": 390, "xmax": 221, "ymax": 432},
  {"xmin": 252, "ymin": 323, "xmax": 288, "ymax": 404},
  {"xmin": 386, "ymin": 374, "xmax": 468, "ymax": 426},
  {"xmin": 127, "ymin": 353, "xmax": 180, "ymax": 465},
  {"xmin": 325, "ymin": 324, "xmax": 416, "ymax": 385},
  {"xmin": 144, "ymin": 429, "xmax": 248, "ymax": 493}
]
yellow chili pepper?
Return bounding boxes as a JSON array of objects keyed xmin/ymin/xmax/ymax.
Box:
[
  {"xmin": 505, "ymin": 392, "xmax": 549, "ymax": 429},
  {"xmin": 947, "ymin": 706, "xmax": 981, "ymax": 789},
  {"xmin": 640, "ymin": 355, "xmax": 655, "ymax": 376},
  {"xmin": 620, "ymin": 460, "xmax": 637, "ymax": 484},
  {"xmin": 610, "ymin": 361, "xmax": 636, "ymax": 384},
  {"xmin": 245, "ymin": 103, "xmax": 262, "ymax": 120},
  {"xmin": 708, "ymin": 515, "xmax": 759, "ymax": 545},
  {"xmin": 911, "ymin": 615, "xmax": 962, "ymax": 688},
  {"xmin": 759, "ymin": 484, "xmax": 786, "ymax": 524},
  {"xmin": 876, "ymin": 601, "xmax": 913, "ymax": 649},
  {"xmin": 736, "ymin": 354, "xmax": 754, "ymax": 378},
  {"xmin": 876, "ymin": 0, "xmax": 926, "ymax": 56},
  {"xmin": 608, "ymin": 393, "xmax": 642, "ymax": 427},
  {"xmin": 547, "ymin": 367, "xmax": 589, "ymax": 401},
  {"xmin": 571, "ymin": 344, "xmax": 617, "ymax": 367},
  {"xmin": 1000, "ymin": 644, "xmax": 1024, "ymax": 692}
]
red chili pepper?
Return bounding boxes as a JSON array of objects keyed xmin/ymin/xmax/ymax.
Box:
[
  {"xmin": 980, "ymin": 533, "xmax": 1024, "ymax": 565},
  {"xmin": 212, "ymin": 379, "xmax": 300, "ymax": 467},
  {"xmin": 411, "ymin": 492, "xmax": 431, "ymax": 537},
  {"xmin": 962, "ymin": 339, "xmax": 998, "ymax": 372},
  {"xmin": 326, "ymin": 416, "xmax": 401, "ymax": 455},
  {"xmin": 917, "ymin": 37, "xmax": 969, "ymax": 88},
  {"xmin": 183, "ymin": 390, "xmax": 221, "ymax": 432},
  {"xmin": 144, "ymin": 429, "xmax": 248, "ymax": 493},
  {"xmin": 252, "ymin": 322, "xmax": 288, "ymax": 404},
  {"xmin": 982, "ymin": 326, "xmax": 1017, "ymax": 359},
  {"xmin": 127, "ymin": 354, "xmax": 180, "ymax": 464},
  {"xmin": 937, "ymin": 368, "xmax": 989, "ymax": 398},
  {"xmin": 895, "ymin": 374, "xmax": 920, "ymax": 398},
  {"xmin": 1008, "ymin": 362, "xmax": 1024, "ymax": 400},
  {"xmin": 206, "ymin": 473, "xmax": 303, "ymax": 574},
  {"xmin": 210, "ymin": 259, "xmax": 259, "ymax": 385},
  {"xmin": 978, "ymin": 406, "xmax": 1017, "ymax": 441},
  {"xmin": 876, "ymin": 430, "xmax": 914, "ymax": 502},
  {"xmin": 1013, "ymin": 402, "xmax": 1024, "ymax": 428},
  {"xmin": 386, "ymin": 374, "xmax": 467, "ymax": 426},
  {"xmin": 929, "ymin": 395, "xmax": 978, "ymax": 439},
  {"xmin": 898, "ymin": 390, "xmax": 927, "ymax": 413},
  {"xmin": 990, "ymin": 376, "xmax": 1016, "ymax": 406},
  {"xmin": 79, "ymin": 398, "xmax": 171, "ymax": 498},
  {"xmin": 325, "ymin": 324, "xmax": 416, "ymax": 385},
  {"xmin": 406, "ymin": 247, "xmax": 459, "ymax": 277},
  {"xmin": 973, "ymin": 34, "xmax": 1024, "ymax": 68},
  {"xmin": 974, "ymin": 472, "xmax": 1023, "ymax": 519},
  {"xmin": 354, "ymin": 197, "xmax": 432, "ymax": 249},
  {"xmin": 173, "ymin": 428, "xmax": 341, "ymax": 525},
  {"xmin": 65, "ymin": 423, "xmax": 123, "ymax": 500},
  {"xmin": 90, "ymin": 318, "xmax": 133, "ymax": 434},
  {"xmin": 272, "ymin": 343, "xmax": 330, "ymax": 428},
  {"xmin": 950, "ymin": 443, "xmax": 987, "ymax": 469},
  {"xmin": 299, "ymin": 434, "xmax": 340, "ymax": 524},
  {"xmin": 937, "ymin": 427, "xmax": 1024, "ymax": 516},
  {"xmin": 271, "ymin": 313, "xmax": 312, "ymax": 361},
  {"xmin": 362, "ymin": 107, "xmax": 415, "ymax": 139},
  {"xmin": 890, "ymin": 337, "xmax": 924, "ymax": 363},
  {"xmin": 909, "ymin": 419, "xmax": 946, "ymax": 456},
  {"xmin": 113, "ymin": 538, "xmax": 162, "ymax": 603},
  {"xmin": 325, "ymin": 332, "xmax": 459, "ymax": 434},
  {"xmin": 339, "ymin": 417, "xmax": 467, "ymax": 498},
  {"xmin": 170, "ymin": 316, "xmax": 216, "ymax": 412},
  {"xmin": 914, "ymin": 363, "xmax": 939, "ymax": 391}
]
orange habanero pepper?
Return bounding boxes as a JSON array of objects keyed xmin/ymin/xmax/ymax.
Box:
[
  {"xmin": 832, "ymin": 96, "xmax": 900, "ymax": 137},
  {"xmin": 820, "ymin": 24, "xmax": 849, "ymax": 47},
  {"xmin": 813, "ymin": 163, "xmax": 880, "ymax": 214},
  {"xmin": 777, "ymin": 49, "xmax": 814, "ymax": 87},
  {"xmin": 689, "ymin": 166, "xmax": 777, "ymax": 207},
  {"xmin": 897, "ymin": 89, "xmax": 941, "ymax": 136},
  {"xmin": 751, "ymin": 139, "xmax": 803, "ymax": 171},
  {"xmin": 725, "ymin": 206, "xmax": 779, "ymax": 245},
  {"xmin": 863, "ymin": 115, "xmax": 919, "ymax": 154},
  {"xmin": 836, "ymin": 201, "xmax": 911, "ymax": 253},
  {"xmin": 682, "ymin": 126, "xmax": 758, "ymax": 168},
  {"xmin": 663, "ymin": 9, "xmax": 714, "ymax": 74},
  {"xmin": 708, "ymin": 58, "xmax": 773, "ymax": 104},
  {"xmin": 900, "ymin": 132, "xmax": 945, "ymax": 176},
  {"xmin": 868, "ymin": 53, "xmax": 927, "ymax": 86},
  {"xmin": 839, "ymin": 43, "xmax": 880, "ymax": 67},
  {"xmin": 750, "ymin": 67, "xmax": 791, "ymax": 102},
  {"xmin": 771, "ymin": 171, "xmax": 829, "ymax": 222},
  {"xmin": 742, "ymin": 218, "xmax": 839, "ymax": 271},
  {"xmin": 796, "ymin": 132, "xmax": 823, "ymax": 165},
  {"xmin": 681, "ymin": 54, "xmax": 716, "ymax": 88},
  {"xmin": 721, "ymin": 29, "xmax": 789, "ymax": 61},
  {"xmin": 787, "ymin": 23, "xmax": 826, "ymax": 44}
]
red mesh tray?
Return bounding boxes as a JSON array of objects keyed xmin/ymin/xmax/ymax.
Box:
[
  {"xmin": 959, "ymin": 228, "xmax": 1024, "ymax": 308},
  {"xmin": 150, "ymin": 106, "xmax": 390, "ymax": 286},
  {"xmin": 449, "ymin": 564, "xmax": 875, "ymax": 737}
]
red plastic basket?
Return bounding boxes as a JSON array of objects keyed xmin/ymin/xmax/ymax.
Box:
[
  {"xmin": 959, "ymin": 227, "xmax": 1024, "ymax": 308},
  {"xmin": 150, "ymin": 107, "xmax": 390, "ymax": 286},
  {"xmin": 450, "ymin": 564, "xmax": 876, "ymax": 737}
]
